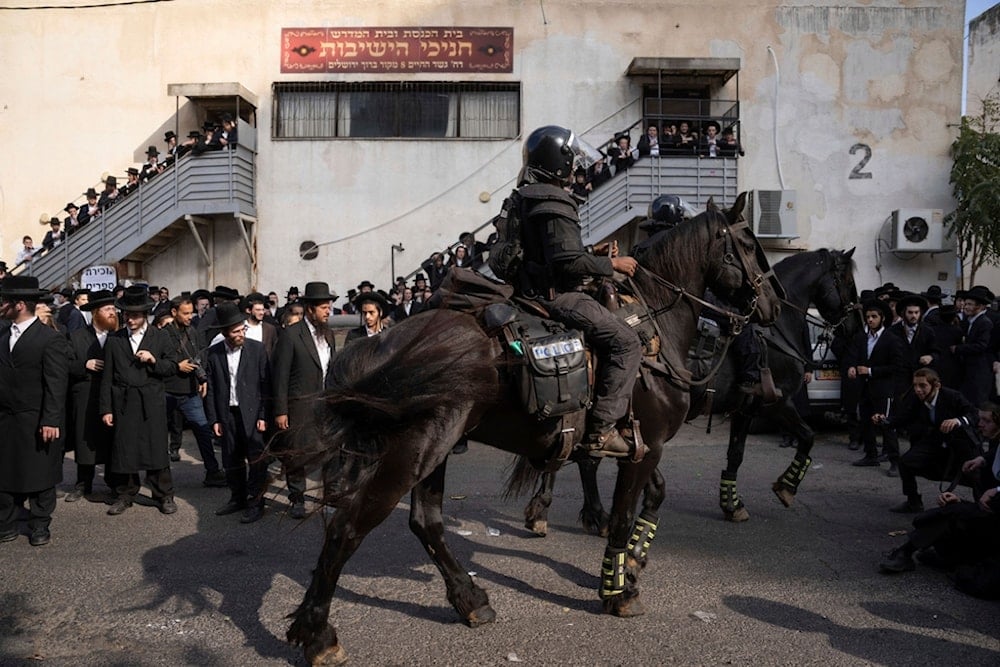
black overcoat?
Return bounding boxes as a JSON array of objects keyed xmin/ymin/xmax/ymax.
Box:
[
  {"xmin": 0, "ymin": 320, "xmax": 69, "ymax": 493},
  {"xmin": 271, "ymin": 319, "xmax": 334, "ymax": 444},
  {"xmin": 67, "ymin": 325, "xmax": 112, "ymax": 465},
  {"xmin": 203, "ymin": 338, "xmax": 270, "ymax": 440},
  {"xmin": 98, "ymin": 326, "xmax": 177, "ymax": 473}
]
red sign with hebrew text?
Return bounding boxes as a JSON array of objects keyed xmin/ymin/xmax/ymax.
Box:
[{"xmin": 281, "ymin": 27, "xmax": 513, "ymax": 73}]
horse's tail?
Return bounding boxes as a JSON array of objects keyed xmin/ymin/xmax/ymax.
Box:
[
  {"xmin": 288, "ymin": 310, "xmax": 499, "ymax": 500},
  {"xmin": 503, "ymin": 454, "xmax": 543, "ymax": 499}
]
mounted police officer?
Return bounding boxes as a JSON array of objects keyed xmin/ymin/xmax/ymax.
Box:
[{"xmin": 514, "ymin": 125, "xmax": 642, "ymax": 458}]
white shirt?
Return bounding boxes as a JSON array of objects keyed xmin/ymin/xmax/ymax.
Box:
[
  {"xmin": 306, "ymin": 318, "xmax": 331, "ymax": 384},
  {"xmin": 866, "ymin": 327, "xmax": 883, "ymax": 358},
  {"xmin": 245, "ymin": 319, "xmax": 264, "ymax": 344},
  {"xmin": 9, "ymin": 316, "xmax": 38, "ymax": 351},
  {"xmin": 95, "ymin": 328, "xmax": 109, "ymax": 349},
  {"xmin": 225, "ymin": 342, "xmax": 242, "ymax": 407},
  {"xmin": 15, "ymin": 247, "xmax": 35, "ymax": 265},
  {"xmin": 129, "ymin": 326, "xmax": 147, "ymax": 354}
]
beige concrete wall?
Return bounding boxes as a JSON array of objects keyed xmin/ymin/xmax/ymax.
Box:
[{"xmin": 0, "ymin": 1, "xmax": 964, "ymax": 296}]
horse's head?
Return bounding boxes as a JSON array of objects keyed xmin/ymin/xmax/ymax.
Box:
[
  {"xmin": 812, "ymin": 248, "xmax": 861, "ymax": 338},
  {"xmin": 700, "ymin": 193, "xmax": 782, "ymax": 326}
]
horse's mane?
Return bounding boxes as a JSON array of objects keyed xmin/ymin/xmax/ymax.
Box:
[{"xmin": 637, "ymin": 209, "xmax": 715, "ymax": 283}]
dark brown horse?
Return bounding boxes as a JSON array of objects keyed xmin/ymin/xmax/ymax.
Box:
[
  {"xmin": 521, "ymin": 248, "xmax": 860, "ymax": 535},
  {"xmin": 283, "ymin": 194, "xmax": 781, "ymax": 666}
]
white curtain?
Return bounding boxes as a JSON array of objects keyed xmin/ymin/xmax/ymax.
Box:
[
  {"xmin": 278, "ymin": 91, "xmax": 337, "ymax": 138},
  {"xmin": 461, "ymin": 91, "xmax": 518, "ymax": 138}
]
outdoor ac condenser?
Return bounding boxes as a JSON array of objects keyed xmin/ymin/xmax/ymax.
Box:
[
  {"xmin": 888, "ymin": 209, "xmax": 945, "ymax": 252},
  {"xmin": 747, "ymin": 189, "xmax": 798, "ymax": 239}
]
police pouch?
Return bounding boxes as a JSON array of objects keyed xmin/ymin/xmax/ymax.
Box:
[{"xmin": 504, "ymin": 316, "xmax": 590, "ymax": 418}]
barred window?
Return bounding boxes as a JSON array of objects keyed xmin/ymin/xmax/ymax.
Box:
[{"xmin": 273, "ymin": 81, "xmax": 520, "ymax": 139}]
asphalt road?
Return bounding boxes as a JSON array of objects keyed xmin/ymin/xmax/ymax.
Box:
[{"xmin": 1, "ymin": 419, "xmax": 998, "ymax": 666}]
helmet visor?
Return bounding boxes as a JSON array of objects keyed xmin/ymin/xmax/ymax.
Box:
[{"xmin": 569, "ymin": 134, "xmax": 602, "ymax": 172}]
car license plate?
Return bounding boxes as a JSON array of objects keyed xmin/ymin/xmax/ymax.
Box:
[
  {"xmin": 816, "ymin": 369, "xmax": 840, "ymax": 381},
  {"xmin": 531, "ymin": 338, "xmax": 584, "ymax": 360}
]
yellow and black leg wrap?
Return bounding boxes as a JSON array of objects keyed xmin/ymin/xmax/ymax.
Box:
[
  {"xmin": 777, "ymin": 454, "xmax": 812, "ymax": 492},
  {"xmin": 719, "ymin": 471, "xmax": 744, "ymax": 514},
  {"xmin": 599, "ymin": 547, "xmax": 627, "ymax": 600},
  {"xmin": 626, "ymin": 511, "xmax": 658, "ymax": 562}
]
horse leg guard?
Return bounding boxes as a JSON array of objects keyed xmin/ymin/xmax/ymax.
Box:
[
  {"xmin": 626, "ymin": 511, "xmax": 658, "ymax": 570},
  {"xmin": 720, "ymin": 471, "xmax": 749, "ymax": 522},
  {"xmin": 599, "ymin": 546, "xmax": 645, "ymax": 617},
  {"xmin": 772, "ymin": 454, "xmax": 812, "ymax": 508}
]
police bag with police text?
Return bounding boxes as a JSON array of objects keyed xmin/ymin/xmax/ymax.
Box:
[{"xmin": 504, "ymin": 315, "xmax": 591, "ymax": 418}]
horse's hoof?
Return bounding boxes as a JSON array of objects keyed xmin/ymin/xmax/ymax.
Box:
[
  {"xmin": 772, "ymin": 483, "xmax": 795, "ymax": 508},
  {"xmin": 603, "ymin": 594, "xmax": 645, "ymax": 618},
  {"xmin": 310, "ymin": 644, "xmax": 348, "ymax": 666},
  {"xmin": 724, "ymin": 507, "xmax": 750, "ymax": 522},
  {"xmin": 525, "ymin": 519, "xmax": 547, "ymax": 537},
  {"xmin": 467, "ymin": 604, "xmax": 496, "ymax": 628}
]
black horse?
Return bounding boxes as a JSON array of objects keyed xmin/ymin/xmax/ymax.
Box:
[
  {"xmin": 522, "ymin": 248, "xmax": 860, "ymax": 535},
  {"xmin": 283, "ymin": 194, "xmax": 782, "ymax": 666}
]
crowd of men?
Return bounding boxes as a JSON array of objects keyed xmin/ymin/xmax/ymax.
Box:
[
  {"xmin": 8, "ymin": 114, "xmax": 239, "ymax": 273},
  {"xmin": 0, "ymin": 272, "xmax": 431, "ymax": 548}
]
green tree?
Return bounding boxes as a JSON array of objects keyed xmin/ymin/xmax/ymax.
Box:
[{"xmin": 946, "ymin": 91, "xmax": 1000, "ymax": 288}]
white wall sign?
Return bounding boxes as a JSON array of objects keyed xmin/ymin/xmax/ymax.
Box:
[{"xmin": 81, "ymin": 265, "xmax": 117, "ymax": 291}]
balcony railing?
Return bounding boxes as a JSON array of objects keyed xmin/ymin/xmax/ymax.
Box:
[{"xmin": 18, "ymin": 141, "xmax": 256, "ymax": 288}]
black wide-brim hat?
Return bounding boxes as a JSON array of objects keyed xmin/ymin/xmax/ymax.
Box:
[
  {"xmin": 920, "ymin": 284, "xmax": 944, "ymax": 301},
  {"xmin": 357, "ymin": 280, "xmax": 376, "ymax": 291},
  {"xmin": 353, "ymin": 290, "xmax": 390, "ymax": 313},
  {"xmin": 963, "ymin": 285, "xmax": 995, "ymax": 305},
  {"xmin": 211, "ymin": 285, "xmax": 241, "ymax": 301},
  {"xmin": 300, "ymin": 281, "xmax": 338, "ymax": 302},
  {"xmin": 164, "ymin": 131, "xmax": 177, "ymax": 141},
  {"xmin": 895, "ymin": 292, "xmax": 929, "ymax": 313},
  {"xmin": 81, "ymin": 289, "xmax": 115, "ymax": 311},
  {"xmin": 0, "ymin": 275, "xmax": 49, "ymax": 301},
  {"xmin": 209, "ymin": 302, "xmax": 246, "ymax": 331},
  {"xmin": 116, "ymin": 285, "xmax": 156, "ymax": 312},
  {"xmin": 862, "ymin": 299, "xmax": 894, "ymax": 324},
  {"xmin": 191, "ymin": 288, "xmax": 212, "ymax": 302}
]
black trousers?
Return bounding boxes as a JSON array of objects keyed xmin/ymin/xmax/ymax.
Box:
[
  {"xmin": 110, "ymin": 468, "xmax": 174, "ymax": 502},
  {"xmin": 908, "ymin": 501, "xmax": 1000, "ymax": 563},
  {"xmin": 899, "ymin": 434, "xmax": 977, "ymax": 499},
  {"xmin": 220, "ymin": 407, "xmax": 267, "ymax": 505},
  {"xmin": 0, "ymin": 487, "xmax": 57, "ymax": 534},
  {"xmin": 859, "ymin": 393, "xmax": 899, "ymax": 461},
  {"xmin": 545, "ymin": 291, "xmax": 641, "ymax": 429}
]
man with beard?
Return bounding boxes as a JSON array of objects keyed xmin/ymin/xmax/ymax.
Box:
[
  {"xmin": 889, "ymin": 293, "xmax": 939, "ymax": 374},
  {"xmin": 241, "ymin": 292, "xmax": 277, "ymax": 359},
  {"xmin": 204, "ymin": 303, "xmax": 271, "ymax": 523},
  {"xmin": 196, "ymin": 285, "xmax": 240, "ymax": 334},
  {"xmin": 163, "ymin": 296, "xmax": 224, "ymax": 484},
  {"xmin": 0, "ymin": 276, "xmax": 69, "ymax": 546},
  {"xmin": 65, "ymin": 290, "xmax": 117, "ymax": 502},
  {"xmin": 100, "ymin": 286, "xmax": 179, "ymax": 516},
  {"xmin": 272, "ymin": 281, "xmax": 337, "ymax": 519}
]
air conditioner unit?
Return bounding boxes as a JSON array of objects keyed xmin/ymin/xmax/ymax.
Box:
[
  {"xmin": 888, "ymin": 209, "xmax": 945, "ymax": 252},
  {"xmin": 747, "ymin": 190, "xmax": 798, "ymax": 239}
]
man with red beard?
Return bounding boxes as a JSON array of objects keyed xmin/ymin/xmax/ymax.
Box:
[{"xmin": 65, "ymin": 290, "xmax": 118, "ymax": 502}]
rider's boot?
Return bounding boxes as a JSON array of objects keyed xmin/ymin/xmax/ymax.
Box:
[{"xmin": 583, "ymin": 421, "xmax": 633, "ymax": 459}]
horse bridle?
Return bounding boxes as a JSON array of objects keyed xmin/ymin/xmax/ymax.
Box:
[{"xmin": 632, "ymin": 214, "xmax": 772, "ymax": 335}]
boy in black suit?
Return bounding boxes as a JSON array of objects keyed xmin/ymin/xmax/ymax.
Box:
[{"xmin": 204, "ymin": 303, "xmax": 271, "ymax": 523}]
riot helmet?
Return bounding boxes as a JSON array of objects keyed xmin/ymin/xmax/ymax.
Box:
[
  {"xmin": 639, "ymin": 194, "xmax": 695, "ymax": 236},
  {"xmin": 522, "ymin": 125, "xmax": 599, "ymax": 184}
]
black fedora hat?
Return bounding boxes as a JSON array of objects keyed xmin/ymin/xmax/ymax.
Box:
[
  {"xmin": 85, "ymin": 187, "xmax": 99, "ymax": 199},
  {"xmin": 413, "ymin": 273, "xmax": 427, "ymax": 283},
  {"xmin": 920, "ymin": 285, "xmax": 944, "ymax": 302},
  {"xmin": 127, "ymin": 167, "xmax": 139, "ymax": 176},
  {"xmin": 963, "ymin": 285, "xmax": 995, "ymax": 305},
  {"xmin": 211, "ymin": 285, "xmax": 240, "ymax": 301},
  {"xmin": 862, "ymin": 299, "xmax": 893, "ymax": 324},
  {"xmin": 300, "ymin": 281, "xmax": 338, "ymax": 302},
  {"xmin": 190, "ymin": 288, "xmax": 211, "ymax": 302},
  {"xmin": 0, "ymin": 261, "xmax": 8, "ymax": 272},
  {"xmin": 286, "ymin": 285, "xmax": 300, "ymax": 298},
  {"xmin": 164, "ymin": 130, "xmax": 177, "ymax": 142},
  {"xmin": 64, "ymin": 202, "xmax": 78, "ymax": 213},
  {"xmin": 703, "ymin": 120, "xmax": 721, "ymax": 133},
  {"xmin": 357, "ymin": 280, "xmax": 375, "ymax": 291},
  {"xmin": 187, "ymin": 130, "xmax": 202, "ymax": 139},
  {"xmin": 937, "ymin": 304, "xmax": 959, "ymax": 323},
  {"xmin": 116, "ymin": 285, "xmax": 156, "ymax": 312},
  {"xmin": 146, "ymin": 146, "xmax": 159, "ymax": 157},
  {"xmin": 0, "ymin": 275, "xmax": 48, "ymax": 301},
  {"xmin": 896, "ymin": 292, "xmax": 929, "ymax": 313},
  {"xmin": 353, "ymin": 290, "xmax": 390, "ymax": 313},
  {"xmin": 81, "ymin": 289, "xmax": 115, "ymax": 311},
  {"xmin": 209, "ymin": 302, "xmax": 246, "ymax": 331}
]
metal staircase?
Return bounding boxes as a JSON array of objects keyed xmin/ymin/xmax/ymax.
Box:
[
  {"xmin": 18, "ymin": 140, "xmax": 256, "ymax": 289},
  {"xmin": 580, "ymin": 156, "xmax": 738, "ymax": 244}
]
